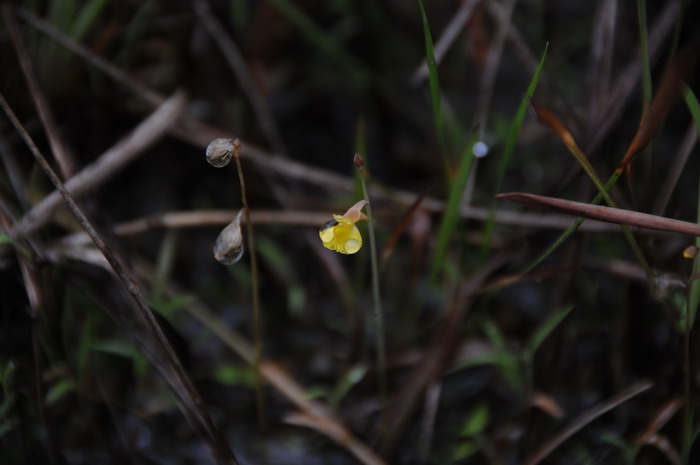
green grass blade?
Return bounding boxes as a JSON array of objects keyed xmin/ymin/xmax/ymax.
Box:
[
  {"xmin": 637, "ymin": 0, "xmax": 652, "ymax": 109},
  {"xmin": 526, "ymin": 304, "xmax": 573, "ymax": 356},
  {"xmin": 48, "ymin": 0, "xmax": 76, "ymax": 31},
  {"xmin": 482, "ymin": 43, "xmax": 548, "ymax": 258},
  {"xmin": 498, "ymin": 44, "xmax": 548, "ymax": 192},
  {"xmin": 684, "ymin": 86, "xmax": 700, "ymax": 324},
  {"xmin": 429, "ymin": 134, "xmax": 477, "ymax": 285},
  {"xmin": 417, "ymin": 0, "xmax": 444, "ymax": 153},
  {"xmin": 69, "ymin": 0, "xmax": 108, "ymax": 41}
]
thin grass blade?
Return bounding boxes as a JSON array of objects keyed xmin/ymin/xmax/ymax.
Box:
[
  {"xmin": 685, "ymin": 86, "xmax": 700, "ymax": 324},
  {"xmin": 526, "ymin": 304, "xmax": 573, "ymax": 356},
  {"xmin": 481, "ymin": 44, "xmax": 548, "ymax": 258},
  {"xmin": 429, "ymin": 134, "xmax": 477, "ymax": 285},
  {"xmin": 418, "ymin": 0, "xmax": 445, "ymax": 153},
  {"xmin": 530, "ymin": 103, "xmax": 653, "ymax": 277},
  {"xmin": 69, "ymin": 0, "xmax": 108, "ymax": 40}
]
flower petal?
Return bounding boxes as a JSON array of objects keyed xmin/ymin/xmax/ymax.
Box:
[{"xmin": 319, "ymin": 215, "xmax": 363, "ymax": 254}]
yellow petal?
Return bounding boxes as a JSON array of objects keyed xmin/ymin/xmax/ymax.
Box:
[
  {"xmin": 319, "ymin": 215, "xmax": 363, "ymax": 254},
  {"xmin": 319, "ymin": 226, "xmax": 335, "ymax": 243},
  {"xmin": 342, "ymin": 237, "xmax": 361, "ymax": 254},
  {"xmin": 336, "ymin": 225, "xmax": 362, "ymax": 254}
]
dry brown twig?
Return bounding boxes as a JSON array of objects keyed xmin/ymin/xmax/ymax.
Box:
[
  {"xmin": 498, "ymin": 192, "xmax": 700, "ymax": 237},
  {"xmin": 13, "ymin": 6, "xmax": 624, "ymax": 236}
]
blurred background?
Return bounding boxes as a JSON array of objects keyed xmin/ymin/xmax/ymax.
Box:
[{"xmin": 2, "ymin": 1, "xmax": 700, "ymax": 464}]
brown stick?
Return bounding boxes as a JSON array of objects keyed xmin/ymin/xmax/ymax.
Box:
[{"xmin": 498, "ymin": 192, "xmax": 700, "ymax": 237}]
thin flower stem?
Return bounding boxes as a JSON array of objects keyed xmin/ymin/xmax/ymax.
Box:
[
  {"xmin": 232, "ymin": 142, "xmax": 265, "ymax": 427},
  {"xmin": 355, "ymin": 155, "xmax": 386, "ymax": 401}
]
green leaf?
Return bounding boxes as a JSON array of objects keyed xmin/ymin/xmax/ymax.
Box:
[
  {"xmin": 483, "ymin": 320, "xmax": 522, "ymax": 391},
  {"xmin": 69, "ymin": 0, "xmax": 109, "ymax": 41},
  {"xmin": 459, "ymin": 404, "xmax": 490, "ymax": 437},
  {"xmin": 451, "ymin": 439, "xmax": 479, "ymax": 462},
  {"xmin": 46, "ymin": 378, "xmax": 75, "ymax": 405},
  {"xmin": 330, "ymin": 363, "xmax": 368, "ymax": 407},
  {"xmin": 213, "ymin": 364, "xmax": 256, "ymax": 387}
]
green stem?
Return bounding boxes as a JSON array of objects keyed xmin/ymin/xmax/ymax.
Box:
[
  {"xmin": 357, "ymin": 165, "xmax": 386, "ymax": 401},
  {"xmin": 234, "ymin": 154, "xmax": 265, "ymax": 427}
]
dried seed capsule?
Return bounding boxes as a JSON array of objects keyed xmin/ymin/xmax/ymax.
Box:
[
  {"xmin": 206, "ymin": 138, "xmax": 234, "ymax": 167},
  {"xmin": 213, "ymin": 209, "xmax": 245, "ymax": 265}
]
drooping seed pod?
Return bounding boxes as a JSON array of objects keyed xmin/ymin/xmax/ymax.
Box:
[
  {"xmin": 206, "ymin": 138, "xmax": 235, "ymax": 167},
  {"xmin": 213, "ymin": 209, "xmax": 245, "ymax": 265}
]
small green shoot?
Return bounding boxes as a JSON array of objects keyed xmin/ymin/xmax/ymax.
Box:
[
  {"xmin": 45, "ymin": 377, "xmax": 76, "ymax": 405},
  {"xmin": 329, "ymin": 363, "xmax": 368, "ymax": 408},
  {"xmin": 450, "ymin": 404, "xmax": 490, "ymax": 462},
  {"xmin": 213, "ymin": 363, "xmax": 257, "ymax": 387}
]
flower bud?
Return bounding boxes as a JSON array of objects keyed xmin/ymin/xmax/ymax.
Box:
[
  {"xmin": 353, "ymin": 153, "xmax": 364, "ymax": 169},
  {"xmin": 206, "ymin": 138, "xmax": 234, "ymax": 167},
  {"xmin": 213, "ymin": 209, "xmax": 245, "ymax": 265}
]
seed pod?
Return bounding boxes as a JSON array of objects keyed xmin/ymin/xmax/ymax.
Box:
[
  {"xmin": 206, "ymin": 138, "xmax": 234, "ymax": 167},
  {"xmin": 213, "ymin": 209, "xmax": 245, "ymax": 265}
]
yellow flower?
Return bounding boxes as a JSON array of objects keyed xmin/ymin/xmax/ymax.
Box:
[{"xmin": 319, "ymin": 200, "xmax": 368, "ymax": 254}]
